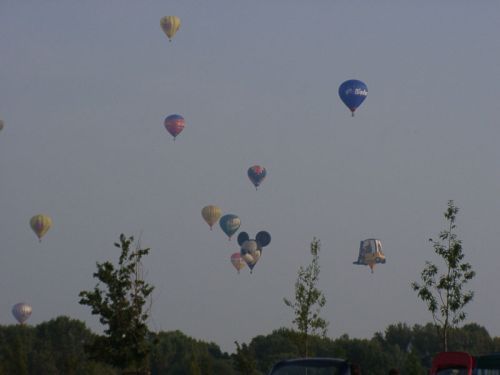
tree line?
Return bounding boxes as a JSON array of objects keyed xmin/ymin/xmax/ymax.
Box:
[{"xmin": 1, "ymin": 317, "xmax": 500, "ymax": 375}]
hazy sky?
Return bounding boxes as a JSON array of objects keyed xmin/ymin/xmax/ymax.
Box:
[{"xmin": 1, "ymin": 1, "xmax": 500, "ymax": 353}]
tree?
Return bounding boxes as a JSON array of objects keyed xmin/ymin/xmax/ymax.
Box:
[
  {"xmin": 450, "ymin": 323, "xmax": 494, "ymax": 354},
  {"xmin": 79, "ymin": 234, "xmax": 154, "ymax": 373},
  {"xmin": 383, "ymin": 323, "xmax": 413, "ymax": 353},
  {"xmin": 233, "ymin": 341, "xmax": 257, "ymax": 375},
  {"xmin": 411, "ymin": 201, "xmax": 475, "ymax": 352},
  {"xmin": 149, "ymin": 330, "xmax": 234, "ymax": 375},
  {"xmin": 249, "ymin": 328, "xmax": 300, "ymax": 372},
  {"xmin": 0, "ymin": 325, "xmax": 33, "ymax": 375},
  {"xmin": 284, "ymin": 238, "xmax": 328, "ymax": 357},
  {"xmin": 32, "ymin": 316, "xmax": 107, "ymax": 375},
  {"xmin": 401, "ymin": 352, "xmax": 426, "ymax": 375}
]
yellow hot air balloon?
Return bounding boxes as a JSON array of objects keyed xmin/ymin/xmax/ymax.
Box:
[
  {"xmin": 201, "ymin": 205, "xmax": 222, "ymax": 230},
  {"xmin": 30, "ymin": 214, "xmax": 52, "ymax": 242},
  {"xmin": 160, "ymin": 16, "xmax": 181, "ymax": 42}
]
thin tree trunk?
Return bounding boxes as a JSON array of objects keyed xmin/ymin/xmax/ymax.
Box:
[{"xmin": 443, "ymin": 326, "xmax": 448, "ymax": 352}]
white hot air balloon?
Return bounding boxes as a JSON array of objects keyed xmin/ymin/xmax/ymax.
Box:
[{"xmin": 12, "ymin": 302, "xmax": 32, "ymax": 324}]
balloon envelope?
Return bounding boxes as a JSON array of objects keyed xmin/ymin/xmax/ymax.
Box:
[
  {"xmin": 12, "ymin": 302, "xmax": 32, "ymax": 324},
  {"xmin": 30, "ymin": 214, "xmax": 52, "ymax": 241},
  {"xmin": 247, "ymin": 165, "xmax": 267, "ymax": 189},
  {"xmin": 237, "ymin": 232, "xmax": 250, "ymax": 246},
  {"xmin": 230, "ymin": 252, "xmax": 246, "ymax": 273},
  {"xmin": 338, "ymin": 79, "xmax": 368, "ymax": 116},
  {"xmin": 219, "ymin": 214, "xmax": 241, "ymax": 240},
  {"xmin": 353, "ymin": 238, "xmax": 386, "ymax": 273},
  {"xmin": 164, "ymin": 114, "xmax": 185, "ymax": 140},
  {"xmin": 160, "ymin": 16, "xmax": 181, "ymax": 41},
  {"xmin": 240, "ymin": 240, "xmax": 261, "ymax": 271},
  {"xmin": 241, "ymin": 239, "xmax": 258, "ymax": 254},
  {"xmin": 256, "ymin": 231, "xmax": 271, "ymax": 247},
  {"xmin": 201, "ymin": 205, "xmax": 222, "ymax": 230},
  {"xmin": 0, "ymin": 120, "xmax": 4, "ymax": 131}
]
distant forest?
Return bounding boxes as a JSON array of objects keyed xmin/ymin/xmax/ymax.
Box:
[{"xmin": 1, "ymin": 316, "xmax": 499, "ymax": 374}]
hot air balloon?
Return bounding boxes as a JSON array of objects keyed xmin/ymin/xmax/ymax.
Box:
[
  {"xmin": 353, "ymin": 238, "xmax": 385, "ymax": 273},
  {"xmin": 247, "ymin": 165, "xmax": 267, "ymax": 190},
  {"xmin": 164, "ymin": 114, "xmax": 185, "ymax": 140},
  {"xmin": 0, "ymin": 120, "xmax": 4, "ymax": 132},
  {"xmin": 230, "ymin": 252, "xmax": 246, "ymax": 273},
  {"xmin": 219, "ymin": 214, "xmax": 240, "ymax": 240},
  {"xmin": 338, "ymin": 79, "xmax": 368, "ymax": 116},
  {"xmin": 160, "ymin": 16, "xmax": 181, "ymax": 42},
  {"xmin": 30, "ymin": 214, "xmax": 52, "ymax": 242},
  {"xmin": 201, "ymin": 205, "xmax": 222, "ymax": 230},
  {"xmin": 12, "ymin": 302, "xmax": 32, "ymax": 324},
  {"xmin": 240, "ymin": 240, "xmax": 260, "ymax": 272},
  {"xmin": 237, "ymin": 231, "xmax": 271, "ymax": 273}
]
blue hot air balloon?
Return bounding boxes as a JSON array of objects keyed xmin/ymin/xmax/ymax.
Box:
[
  {"xmin": 219, "ymin": 214, "xmax": 241, "ymax": 240},
  {"xmin": 338, "ymin": 79, "xmax": 368, "ymax": 116}
]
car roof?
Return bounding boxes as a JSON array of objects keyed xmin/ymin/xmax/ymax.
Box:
[{"xmin": 269, "ymin": 357, "xmax": 350, "ymax": 374}]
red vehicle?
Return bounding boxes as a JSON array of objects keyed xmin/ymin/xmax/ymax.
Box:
[
  {"xmin": 430, "ymin": 352, "xmax": 475, "ymax": 375},
  {"xmin": 430, "ymin": 351, "xmax": 500, "ymax": 375}
]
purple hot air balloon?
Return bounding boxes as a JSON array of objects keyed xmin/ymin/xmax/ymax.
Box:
[{"xmin": 164, "ymin": 114, "xmax": 185, "ymax": 140}]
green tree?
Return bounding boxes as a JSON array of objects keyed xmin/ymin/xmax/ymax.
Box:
[
  {"xmin": 79, "ymin": 234, "xmax": 154, "ymax": 373},
  {"xmin": 233, "ymin": 341, "xmax": 257, "ymax": 375},
  {"xmin": 411, "ymin": 201, "xmax": 475, "ymax": 352},
  {"xmin": 448, "ymin": 323, "xmax": 493, "ymax": 354},
  {"xmin": 250, "ymin": 328, "xmax": 299, "ymax": 373},
  {"xmin": 149, "ymin": 330, "xmax": 233, "ymax": 375},
  {"xmin": 334, "ymin": 335, "xmax": 391, "ymax": 375},
  {"xmin": 32, "ymin": 316, "xmax": 96, "ymax": 374},
  {"xmin": 284, "ymin": 238, "xmax": 328, "ymax": 357},
  {"xmin": 492, "ymin": 336, "xmax": 500, "ymax": 352},
  {"xmin": 382, "ymin": 323, "xmax": 413, "ymax": 353},
  {"xmin": 408, "ymin": 323, "xmax": 440, "ymax": 368},
  {"xmin": 401, "ymin": 352, "xmax": 426, "ymax": 375},
  {"xmin": 0, "ymin": 325, "xmax": 33, "ymax": 375}
]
